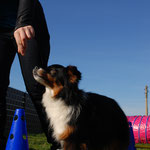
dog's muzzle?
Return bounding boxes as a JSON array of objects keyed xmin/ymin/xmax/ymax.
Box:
[{"xmin": 33, "ymin": 66, "xmax": 39, "ymax": 76}]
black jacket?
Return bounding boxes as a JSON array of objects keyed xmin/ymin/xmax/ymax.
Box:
[{"xmin": 15, "ymin": 0, "xmax": 50, "ymax": 40}]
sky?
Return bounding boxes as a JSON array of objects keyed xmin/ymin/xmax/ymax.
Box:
[{"xmin": 10, "ymin": 0, "xmax": 150, "ymax": 116}]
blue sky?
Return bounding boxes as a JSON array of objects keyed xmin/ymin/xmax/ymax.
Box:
[{"xmin": 10, "ymin": 0, "xmax": 150, "ymax": 116}]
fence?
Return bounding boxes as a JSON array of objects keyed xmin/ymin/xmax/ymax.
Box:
[{"xmin": 5, "ymin": 87, "xmax": 42, "ymax": 136}]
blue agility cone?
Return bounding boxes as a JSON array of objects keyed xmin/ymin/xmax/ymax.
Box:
[
  {"xmin": 6, "ymin": 109, "xmax": 29, "ymax": 150},
  {"xmin": 128, "ymin": 122, "xmax": 136, "ymax": 150}
]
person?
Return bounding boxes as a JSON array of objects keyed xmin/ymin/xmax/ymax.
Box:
[{"xmin": 0, "ymin": 0, "xmax": 59, "ymax": 149}]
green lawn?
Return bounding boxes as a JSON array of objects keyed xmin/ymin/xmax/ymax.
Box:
[
  {"xmin": 28, "ymin": 133, "xmax": 150, "ymax": 150},
  {"xmin": 136, "ymin": 144, "xmax": 150, "ymax": 150},
  {"xmin": 28, "ymin": 134, "xmax": 50, "ymax": 150}
]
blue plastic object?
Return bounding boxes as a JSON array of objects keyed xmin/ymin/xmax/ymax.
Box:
[
  {"xmin": 128, "ymin": 122, "xmax": 136, "ymax": 150},
  {"xmin": 6, "ymin": 109, "xmax": 29, "ymax": 150}
]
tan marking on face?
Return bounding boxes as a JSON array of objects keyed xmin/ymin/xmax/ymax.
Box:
[
  {"xmin": 59, "ymin": 126, "xmax": 76, "ymax": 140},
  {"xmin": 36, "ymin": 69, "xmax": 58, "ymax": 89},
  {"xmin": 46, "ymin": 74, "xmax": 55, "ymax": 88},
  {"xmin": 52, "ymin": 82, "xmax": 63, "ymax": 97}
]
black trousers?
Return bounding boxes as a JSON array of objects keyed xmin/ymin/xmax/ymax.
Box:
[{"xmin": 0, "ymin": 30, "xmax": 56, "ymax": 148}]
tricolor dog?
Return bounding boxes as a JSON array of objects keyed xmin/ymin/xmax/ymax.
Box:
[{"xmin": 33, "ymin": 64, "xmax": 129, "ymax": 150}]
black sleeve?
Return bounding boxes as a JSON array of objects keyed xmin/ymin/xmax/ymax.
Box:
[{"xmin": 15, "ymin": 0, "xmax": 36, "ymax": 30}]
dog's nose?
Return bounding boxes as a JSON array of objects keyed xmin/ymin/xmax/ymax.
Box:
[{"xmin": 33, "ymin": 66, "xmax": 39, "ymax": 75}]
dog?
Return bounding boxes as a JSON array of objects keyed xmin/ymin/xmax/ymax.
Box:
[{"xmin": 33, "ymin": 64, "xmax": 130, "ymax": 150}]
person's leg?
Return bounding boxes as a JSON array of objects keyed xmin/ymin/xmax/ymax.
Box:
[
  {"xmin": 18, "ymin": 38, "xmax": 59, "ymax": 149},
  {"xmin": 0, "ymin": 34, "xmax": 16, "ymax": 150}
]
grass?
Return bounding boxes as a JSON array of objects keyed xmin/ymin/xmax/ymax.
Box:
[
  {"xmin": 28, "ymin": 133, "xmax": 150, "ymax": 150},
  {"xmin": 136, "ymin": 144, "xmax": 150, "ymax": 150},
  {"xmin": 28, "ymin": 134, "xmax": 50, "ymax": 150}
]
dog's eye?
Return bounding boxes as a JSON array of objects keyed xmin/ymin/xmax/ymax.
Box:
[{"xmin": 50, "ymin": 69, "xmax": 56, "ymax": 76}]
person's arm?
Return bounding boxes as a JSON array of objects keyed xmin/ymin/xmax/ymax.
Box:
[
  {"xmin": 14, "ymin": 0, "xmax": 36, "ymax": 56},
  {"xmin": 15, "ymin": 0, "xmax": 35, "ymax": 30}
]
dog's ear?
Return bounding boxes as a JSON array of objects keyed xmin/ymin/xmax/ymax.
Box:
[{"xmin": 66, "ymin": 65, "xmax": 81, "ymax": 84}]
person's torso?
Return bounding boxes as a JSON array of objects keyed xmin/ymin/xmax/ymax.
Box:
[{"xmin": 0, "ymin": 0, "xmax": 19, "ymax": 29}]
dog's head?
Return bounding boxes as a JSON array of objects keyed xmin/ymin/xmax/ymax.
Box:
[{"xmin": 33, "ymin": 64, "xmax": 81, "ymax": 98}]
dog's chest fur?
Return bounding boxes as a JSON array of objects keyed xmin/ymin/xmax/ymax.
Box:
[{"xmin": 42, "ymin": 88, "xmax": 73, "ymax": 141}]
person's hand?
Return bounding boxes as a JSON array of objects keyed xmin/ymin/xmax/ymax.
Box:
[{"xmin": 14, "ymin": 25, "xmax": 35, "ymax": 56}]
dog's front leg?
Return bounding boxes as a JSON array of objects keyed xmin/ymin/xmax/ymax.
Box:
[{"xmin": 63, "ymin": 140, "xmax": 80, "ymax": 150}]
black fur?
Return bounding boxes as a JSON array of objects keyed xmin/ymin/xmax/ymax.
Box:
[{"xmin": 33, "ymin": 64, "xmax": 130, "ymax": 150}]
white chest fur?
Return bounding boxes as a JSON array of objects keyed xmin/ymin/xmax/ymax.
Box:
[{"xmin": 42, "ymin": 88, "xmax": 73, "ymax": 141}]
